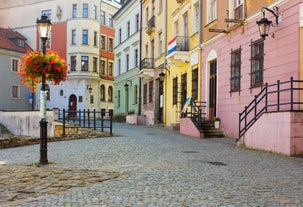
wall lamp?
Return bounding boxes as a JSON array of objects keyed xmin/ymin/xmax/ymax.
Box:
[
  {"xmin": 124, "ymin": 80, "xmax": 132, "ymax": 90},
  {"xmin": 159, "ymin": 68, "xmax": 170, "ymax": 81},
  {"xmin": 87, "ymin": 85, "xmax": 92, "ymax": 93},
  {"xmin": 256, "ymin": 6, "xmax": 280, "ymax": 39}
]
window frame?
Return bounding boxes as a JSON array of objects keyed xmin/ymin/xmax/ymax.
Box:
[
  {"xmin": 82, "ymin": 29, "xmax": 88, "ymax": 45},
  {"xmin": 230, "ymin": 47, "xmax": 242, "ymax": 92},
  {"xmin": 83, "ymin": 3, "xmax": 88, "ymax": 18},
  {"xmin": 81, "ymin": 56, "xmax": 89, "ymax": 71},
  {"xmin": 11, "ymin": 85, "xmax": 20, "ymax": 99},
  {"xmin": 11, "ymin": 58, "xmax": 19, "ymax": 72},
  {"xmin": 173, "ymin": 77, "xmax": 178, "ymax": 105},
  {"xmin": 250, "ymin": 39, "xmax": 264, "ymax": 88},
  {"xmin": 72, "ymin": 4, "xmax": 77, "ymax": 18},
  {"xmin": 70, "ymin": 56, "xmax": 76, "ymax": 71}
]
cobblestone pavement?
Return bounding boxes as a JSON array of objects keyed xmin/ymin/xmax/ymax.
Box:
[{"xmin": 0, "ymin": 123, "xmax": 303, "ymax": 207}]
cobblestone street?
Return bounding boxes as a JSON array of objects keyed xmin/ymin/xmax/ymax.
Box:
[{"xmin": 0, "ymin": 123, "xmax": 303, "ymax": 207}]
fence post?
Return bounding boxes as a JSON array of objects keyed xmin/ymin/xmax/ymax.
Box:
[
  {"xmin": 101, "ymin": 109, "xmax": 105, "ymax": 132},
  {"xmin": 244, "ymin": 106, "xmax": 248, "ymax": 131},
  {"xmin": 277, "ymin": 80, "xmax": 280, "ymax": 111},
  {"xmin": 93, "ymin": 109, "xmax": 96, "ymax": 130},
  {"xmin": 254, "ymin": 96, "xmax": 257, "ymax": 121},
  {"xmin": 62, "ymin": 109, "xmax": 66, "ymax": 136},
  {"xmin": 83, "ymin": 109, "xmax": 86, "ymax": 128},
  {"xmin": 109, "ymin": 109, "xmax": 113, "ymax": 135},
  {"xmin": 88, "ymin": 109, "xmax": 90, "ymax": 128},
  {"xmin": 78, "ymin": 109, "xmax": 81, "ymax": 126}
]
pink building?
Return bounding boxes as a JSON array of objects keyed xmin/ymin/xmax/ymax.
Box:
[{"xmin": 198, "ymin": 0, "xmax": 303, "ymax": 155}]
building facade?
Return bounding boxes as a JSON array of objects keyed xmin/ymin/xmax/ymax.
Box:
[
  {"xmin": 113, "ymin": 0, "xmax": 141, "ymax": 117},
  {"xmin": 163, "ymin": 0, "xmax": 202, "ymax": 128},
  {"xmin": 200, "ymin": 0, "xmax": 303, "ymax": 138},
  {"xmin": 0, "ymin": 0, "xmax": 120, "ymax": 113},
  {"xmin": 140, "ymin": 0, "xmax": 167, "ymax": 125},
  {"xmin": 0, "ymin": 28, "xmax": 33, "ymax": 110}
]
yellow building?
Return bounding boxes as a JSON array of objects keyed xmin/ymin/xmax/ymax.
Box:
[
  {"xmin": 163, "ymin": 0, "xmax": 201, "ymax": 128},
  {"xmin": 140, "ymin": 0, "xmax": 167, "ymax": 125}
]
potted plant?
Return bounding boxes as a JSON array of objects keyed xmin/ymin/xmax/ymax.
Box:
[
  {"xmin": 214, "ymin": 117, "xmax": 220, "ymax": 129},
  {"xmin": 18, "ymin": 50, "xmax": 69, "ymax": 91}
]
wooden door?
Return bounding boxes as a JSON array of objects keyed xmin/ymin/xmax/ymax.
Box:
[{"xmin": 209, "ymin": 60, "xmax": 217, "ymax": 121}]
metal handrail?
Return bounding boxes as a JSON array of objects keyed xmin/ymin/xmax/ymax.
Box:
[{"xmin": 238, "ymin": 77, "xmax": 303, "ymax": 138}]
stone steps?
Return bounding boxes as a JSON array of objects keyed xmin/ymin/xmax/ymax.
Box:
[
  {"xmin": 0, "ymin": 124, "xmax": 11, "ymax": 135},
  {"xmin": 200, "ymin": 122, "xmax": 225, "ymax": 138}
]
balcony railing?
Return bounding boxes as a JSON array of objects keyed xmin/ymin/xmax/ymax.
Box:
[
  {"xmin": 168, "ymin": 36, "xmax": 189, "ymax": 55},
  {"xmin": 141, "ymin": 58, "xmax": 154, "ymax": 69},
  {"xmin": 146, "ymin": 15, "xmax": 155, "ymax": 34}
]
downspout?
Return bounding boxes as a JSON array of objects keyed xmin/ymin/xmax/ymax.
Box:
[
  {"xmin": 163, "ymin": 0, "xmax": 168, "ymax": 125},
  {"xmin": 198, "ymin": 0, "xmax": 202, "ymax": 103},
  {"xmin": 138, "ymin": 0, "xmax": 143, "ymax": 115}
]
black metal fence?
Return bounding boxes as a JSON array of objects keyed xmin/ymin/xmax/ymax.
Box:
[
  {"xmin": 239, "ymin": 77, "xmax": 303, "ymax": 138},
  {"xmin": 181, "ymin": 100, "xmax": 207, "ymax": 126},
  {"xmin": 58, "ymin": 109, "xmax": 113, "ymax": 136}
]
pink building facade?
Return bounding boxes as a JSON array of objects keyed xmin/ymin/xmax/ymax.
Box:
[{"xmin": 200, "ymin": 0, "xmax": 303, "ymax": 154}]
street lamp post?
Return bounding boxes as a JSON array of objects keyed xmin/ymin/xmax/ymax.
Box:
[{"xmin": 36, "ymin": 15, "xmax": 52, "ymax": 165}]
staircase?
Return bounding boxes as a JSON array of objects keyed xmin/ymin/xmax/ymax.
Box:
[
  {"xmin": 0, "ymin": 124, "xmax": 11, "ymax": 135},
  {"xmin": 200, "ymin": 122, "xmax": 225, "ymax": 138}
]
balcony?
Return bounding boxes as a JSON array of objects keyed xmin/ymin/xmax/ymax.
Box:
[
  {"xmin": 176, "ymin": 0, "xmax": 185, "ymax": 3},
  {"xmin": 146, "ymin": 16, "xmax": 155, "ymax": 35},
  {"xmin": 166, "ymin": 36, "xmax": 189, "ymax": 62},
  {"xmin": 139, "ymin": 58, "xmax": 155, "ymax": 79}
]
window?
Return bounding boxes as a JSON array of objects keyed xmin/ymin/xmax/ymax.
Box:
[
  {"xmin": 70, "ymin": 56, "xmax": 76, "ymax": 71},
  {"xmin": 127, "ymin": 21, "xmax": 130, "ymax": 37},
  {"xmin": 108, "ymin": 86, "xmax": 113, "ymax": 102},
  {"xmin": 82, "ymin": 30, "xmax": 88, "ymax": 44},
  {"xmin": 83, "ymin": 3, "xmax": 88, "ymax": 18},
  {"xmin": 134, "ymin": 49, "xmax": 138, "ymax": 67},
  {"xmin": 45, "ymin": 84, "xmax": 50, "ymax": 100},
  {"xmin": 11, "ymin": 85, "xmax": 20, "ymax": 99},
  {"xmin": 251, "ymin": 39, "xmax": 264, "ymax": 88},
  {"xmin": 174, "ymin": 21, "xmax": 178, "ymax": 37},
  {"xmin": 149, "ymin": 80, "xmax": 153, "ymax": 103},
  {"xmin": 118, "ymin": 90, "xmax": 121, "ymax": 107},
  {"xmin": 230, "ymin": 48, "xmax": 241, "ymax": 92},
  {"xmin": 72, "ymin": 30, "xmax": 76, "ymax": 45},
  {"xmin": 101, "ymin": 35, "xmax": 106, "ymax": 50},
  {"xmin": 208, "ymin": 0, "xmax": 217, "ymax": 22},
  {"xmin": 17, "ymin": 39, "xmax": 24, "ymax": 47},
  {"xmin": 93, "ymin": 5, "xmax": 97, "ymax": 19},
  {"xmin": 159, "ymin": 0, "xmax": 163, "ymax": 13},
  {"xmin": 108, "ymin": 62, "xmax": 113, "ymax": 76},
  {"xmin": 79, "ymin": 96, "xmax": 83, "ymax": 102},
  {"xmin": 100, "ymin": 85, "xmax": 105, "ymax": 101},
  {"xmin": 119, "ymin": 28, "xmax": 122, "ymax": 43},
  {"xmin": 192, "ymin": 68, "xmax": 198, "ymax": 100},
  {"xmin": 93, "ymin": 31, "xmax": 97, "ymax": 46},
  {"xmin": 100, "ymin": 10, "xmax": 105, "ymax": 25},
  {"xmin": 108, "ymin": 38, "xmax": 113, "ymax": 52},
  {"xmin": 158, "ymin": 32, "xmax": 162, "ymax": 54},
  {"xmin": 181, "ymin": 73, "xmax": 187, "ymax": 105},
  {"xmin": 183, "ymin": 12, "xmax": 188, "ymax": 37},
  {"xmin": 136, "ymin": 14, "xmax": 140, "ymax": 32},
  {"xmin": 72, "ymin": 4, "xmax": 77, "ymax": 18},
  {"xmin": 234, "ymin": 0, "xmax": 244, "ymax": 20},
  {"xmin": 173, "ymin": 77, "xmax": 178, "ymax": 105},
  {"xmin": 101, "ymin": 60, "xmax": 106, "ymax": 74},
  {"xmin": 193, "ymin": 3, "xmax": 199, "ymax": 34},
  {"xmin": 118, "ymin": 59, "xmax": 121, "ymax": 75},
  {"xmin": 11, "ymin": 59, "xmax": 18, "ymax": 72},
  {"xmin": 90, "ymin": 95, "xmax": 94, "ymax": 104},
  {"xmin": 60, "ymin": 90, "xmax": 64, "ymax": 96},
  {"xmin": 146, "ymin": 7, "xmax": 149, "ymax": 26},
  {"xmin": 126, "ymin": 54, "xmax": 129, "ymax": 71},
  {"xmin": 108, "ymin": 14, "xmax": 113, "ymax": 27},
  {"xmin": 93, "ymin": 57, "xmax": 97, "ymax": 72},
  {"xmin": 143, "ymin": 84, "xmax": 147, "ymax": 104},
  {"xmin": 41, "ymin": 10, "xmax": 52, "ymax": 20},
  {"xmin": 81, "ymin": 56, "xmax": 89, "ymax": 71}
]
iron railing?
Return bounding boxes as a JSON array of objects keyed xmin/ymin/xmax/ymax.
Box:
[
  {"xmin": 181, "ymin": 99, "xmax": 207, "ymax": 127},
  {"xmin": 141, "ymin": 58, "xmax": 155, "ymax": 69},
  {"xmin": 239, "ymin": 77, "xmax": 303, "ymax": 138},
  {"xmin": 175, "ymin": 36, "xmax": 189, "ymax": 52},
  {"xmin": 58, "ymin": 109, "xmax": 113, "ymax": 136}
]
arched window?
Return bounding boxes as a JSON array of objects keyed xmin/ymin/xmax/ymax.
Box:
[
  {"xmin": 100, "ymin": 85, "xmax": 105, "ymax": 101},
  {"xmin": 108, "ymin": 86, "xmax": 113, "ymax": 102},
  {"xmin": 45, "ymin": 84, "xmax": 50, "ymax": 100}
]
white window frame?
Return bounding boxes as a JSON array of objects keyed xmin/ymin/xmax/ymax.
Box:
[
  {"xmin": 207, "ymin": 0, "xmax": 217, "ymax": 23},
  {"xmin": 11, "ymin": 58, "xmax": 19, "ymax": 72},
  {"xmin": 11, "ymin": 85, "xmax": 20, "ymax": 99}
]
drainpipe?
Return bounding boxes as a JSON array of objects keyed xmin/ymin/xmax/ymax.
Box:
[
  {"xmin": 163, "ymin": 0, "xmax": 168, "ymax": 125},
  {"xmin": 198, "ymin": 0, "xmax": 202, "ymax": 103},
  {"xmin": 138, "ymin": 0, "xmax": 143, "ymax": 115}
]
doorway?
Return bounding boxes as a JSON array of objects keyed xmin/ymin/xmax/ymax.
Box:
[
  {"xmin": 209, "ymin": 60, "xmax": 217, "ymax": 121},
  {"xmin": 69, "ymin": 94, "xmax": 77, "ymax": 117}
]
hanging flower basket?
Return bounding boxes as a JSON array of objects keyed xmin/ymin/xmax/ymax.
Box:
[{"xmin": 18, "ymin": 50, "xmax": 69, "ymax": 91}]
